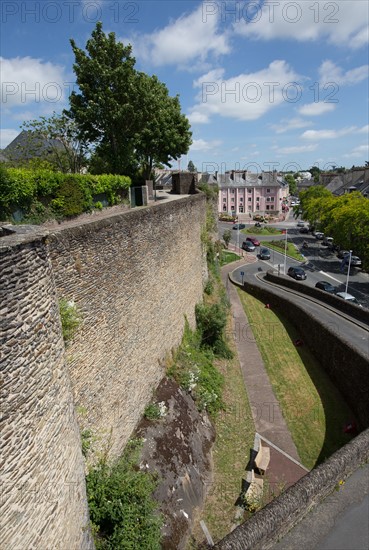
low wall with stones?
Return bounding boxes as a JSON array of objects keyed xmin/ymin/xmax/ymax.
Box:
[
  {"xmin": 236, "ymin": 278, "xmax": 369, "ymax": 428},
  {"xmin": 216, "ymin": 428, "xmax": 369, "ymax": 549},
  {"xmin": 0, "ymin": 228, "xmax": 93, "ymax": 549},
  {"xmin": 47, "ymin": 193, "xmax": 207, "ymax": 460}
]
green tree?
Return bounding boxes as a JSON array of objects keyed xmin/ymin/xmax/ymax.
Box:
[
  {"xmin": 223, "ymin": 229, "xmax": 232, "ymax": 249},
  {"xmin": 133, "ymin": 72, "xmax": 192, "ymax": 182},
  {"xmin": 187, "ymin": 160, "xmax": 197, "ymax": 172},
  {"xmin": 284, "ymin": 174, "xmax": 297, "ymax": 196},
  {"xmin": 67, "ymin": 22, "xmax": 137, "ymax": 175},
  {"xmin": 21, "ymin": 112, "xmax": 87, "ymax": 173},
  {"xmin": 67, "ymin": 22, "xmax": 191, "ymax": 180}
]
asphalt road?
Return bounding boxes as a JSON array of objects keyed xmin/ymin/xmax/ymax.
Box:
[{"xmin": 219, "ymin": 221, "xmax": 369, "ymax": 309}]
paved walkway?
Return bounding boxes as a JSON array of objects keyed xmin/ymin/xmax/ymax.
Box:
[{"xmin": 221, "ymin": 261, "xmax": 307, "ymax": 484}]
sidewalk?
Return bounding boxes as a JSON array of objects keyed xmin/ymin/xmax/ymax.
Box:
[{"xmin": 221, "ymin": 261, "xmax": 308, "ymax": 485}]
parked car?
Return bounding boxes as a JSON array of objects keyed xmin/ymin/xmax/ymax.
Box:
[
  {"xmin": 336, "ymin": 292, "xmax": 362, "ymax": 306},
  {"xmin": 297, "ymin": 221, "xmax": 305, "ymax": 227},
  {"xmin": 259, "ymin": 247, "xmax": 271, "ymax": 260},
  {"xmin": 315, "ymin": 281, "xmax": 336, "ymax": 293},
  {"xmin": 322, "ymin": 237, "xmax": 334, "ymax": 246},
  {"xmin": 315, "ymin": 232, "xmax": 324, "ymax": 239},
  {"xmin": 287, "ymin": 266, "xmax": 307, "ymax": 280},
  {"xmin": 299, "ymin": 227, "xmax": 309, "ymax": 234},
  {"xmin": 242, "ymin": 241, "xmax": 255, "ymax": 252},
  {"xmin": 246, "ymin": 236, "xmax": 260, "ymax": 246},
  {"xmin": 337, "ymin": 249, "xmax": 350, "ymax": 259},
  {"xmin": 345, "ymin": 254, "xmax": 361, "ymax": 267},
  {"xmin": 233, "ymin": 223, "xmax": 246, "ymax": 230}
]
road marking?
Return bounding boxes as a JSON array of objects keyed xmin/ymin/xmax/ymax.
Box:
[{"xmin": 319, "ymin": 271, "xmax": 342, "ymax": 284}]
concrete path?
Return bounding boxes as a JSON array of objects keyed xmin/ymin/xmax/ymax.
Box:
[{"xmin": 221, "ymin": 260, "xmax": 301, "ymax": 463}]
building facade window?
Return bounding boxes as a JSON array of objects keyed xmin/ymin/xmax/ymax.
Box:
[
  {"xmin": 266, "ymin": 188, "xmax": 271, "ymax": 193},
  {"xmin": 239, "ymin": 206, "xmax": 244, "ymax": 213},
  {"xmin": 223, "ymin": 198, "xmax": 227, "ymax": 203}
]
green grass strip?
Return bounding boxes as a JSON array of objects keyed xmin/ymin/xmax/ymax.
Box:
[{"xmin": 237, "ymin": 289, "xmax": 355, "ymax": 470}]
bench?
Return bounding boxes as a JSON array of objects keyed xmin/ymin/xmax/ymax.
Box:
[{"xmin": 254, "ymin": 438, "xmax": 270, "ymax": 475}]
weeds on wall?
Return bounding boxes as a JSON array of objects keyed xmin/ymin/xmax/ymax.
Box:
[
  {"xmin": 86, "ymin": 438, "xmax": 163, "ymax": 549},
  {"xmin": 167, "ymin": 321, "xmax": 225, "ymax": 417},
  {"xmin": 59, "ymin": 298, "xmax": 81, "ymax": 343}
]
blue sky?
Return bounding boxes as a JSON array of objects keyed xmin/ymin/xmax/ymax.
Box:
[{"xmin": 1, "ymin": 0, "xmax": 368, "ymax": 173}]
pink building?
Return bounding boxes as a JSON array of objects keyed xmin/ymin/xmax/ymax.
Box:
[{"xmin": 217, "ymin": 171, "xmax": 289, "ymax": 217}]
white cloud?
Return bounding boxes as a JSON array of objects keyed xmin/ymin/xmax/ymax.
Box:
[
  {"xmin": 187, "ymin": 110, "xmax": 210, "ymax": 124},
  {"xmin": 358, "ymin": 125, "xmax": 369, "ymax": 134},
  {"xmin": 1, "ymin": 56, "xmax": 68, "ymax": 108},
  {"xmin": 301, "ymin": 127, "xmax": 357, "ymax": 140},
  {"xmin": 131, "ymin": 4, "xmax": 230, "ymax": 67},
  {"xmin": 273, "ymin": 144, "xmax": 318, "ymax": 155},
  {"xmin": 298, "ymin": 103, "xmax": 336, "ymax": 116},
  {"xmin": 271, "ymin": 117, "xmax": 313, "ymax": 133},
  {"xmin": 190, "ymin": 138, "xmax": 222, "ymax": 152},
  {"xmin": 190, "ymin": 60, "xmax": 301, "ymax": 122},
  {"xmin": 233, "ymin": 0, "xmax": 368, "ymax": 49},
  {"xmin": 343, "ymin": 144, "xmax": 369, "ymax": 158},
  {"xmin": 0, "ymin": 128, "xmax": 19, "ymax": 149},
  {"xmin": 318, "ymin": 60, "xmax": 369, "ymax": 86}
]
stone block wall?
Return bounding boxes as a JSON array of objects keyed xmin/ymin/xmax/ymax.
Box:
[
  {"xmin": 0, "ymin": 229, "xmax": 93, "ymax": 549},
  {"xmin": 47, "ymin": 194, "xmax": 207, "ymax": 460}
]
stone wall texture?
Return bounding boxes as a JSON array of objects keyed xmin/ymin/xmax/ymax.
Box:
[
  {"xmin": 0, "ymin": 230, "xmax": 93, "ymax": 549},
  {"xmin": 47, "ymin": 194, "xmax": 207, "ymax": 460},
  {"xmin": 1, "ymin": 194, "xmax": 207, "ymax": 548}
]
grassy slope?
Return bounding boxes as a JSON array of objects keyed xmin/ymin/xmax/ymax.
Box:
[{"xmin": 237, "ymin": 289, "xmax": 355, "ymax": 469}]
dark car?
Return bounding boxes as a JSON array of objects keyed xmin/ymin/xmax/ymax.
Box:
[
  {"xmin": 315, "ymin": 281, "xmax": 336, "ymax": 293},
  {"xmin": 299, "ymin": 227, "xmax": 309, "ymax": 234},
  {"xmin": 259, "ymin": 247, "xmax": 271, "ymax": 260},
  {"xmin": 246, "ymin": 236, "xmax": 261, "ymax": 246},
  {"xmin": 287, "ymin": 266, "xmax": 307, "ymax": 280},
  {"xmin": 337, "ymin": 250, "xmax": 350, "ymax": 259},
  {"xmin": 315, "ymin": 232, "xmax": 324, "ymax": 240},
  {"xmin": 233, "ymin": 223, "xmax": 246, "ymax": 230},
  {"xmin": 242, "ymin": 241, "xmax": 255, "ymax": 252}
]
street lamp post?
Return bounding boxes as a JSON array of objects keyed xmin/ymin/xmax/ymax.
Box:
[
  {"xmin": 283, "ymin": 228, "xmax": 288, "ymax": 274},
  {"xmin": 345, "ymin": 250, "xmax": 352, "ymax": 294}
]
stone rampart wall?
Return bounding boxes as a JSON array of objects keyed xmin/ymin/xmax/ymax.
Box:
[
  {"xmin": 47, "ymin": 194, "xmax": 207, "ymax": 459},
  {"xmin": 0, "ymin": 229, "xmax": 93, "ymax": 549}
]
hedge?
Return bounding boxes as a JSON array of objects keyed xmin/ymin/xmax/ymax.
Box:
[{"xmin": 0, "ymin": 164, "xmax": 131, "ymax": 222}]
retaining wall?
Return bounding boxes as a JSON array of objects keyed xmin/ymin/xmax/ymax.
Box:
[{"xmin": 0, "ymin": 228, "xmax": 93, "ymax": 549}]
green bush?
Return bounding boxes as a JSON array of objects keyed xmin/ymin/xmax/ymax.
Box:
[
  {"xmin": 0, "ymin": 167, "xmax": 131, "ymax": 222},
  {"xmin": 59, "ymin": 298, "xmax": 81, "ymax": 343},
  {"xmin": 86, "ymin": 439, "xmax": 162, "ymax": 549},
  {"xmin": 168, "ymin": 322, "xmax": 224, "ymax": 416},
  {"xmin": 144, "ymin": 403, "xmax": 161, "ymax": 421}
]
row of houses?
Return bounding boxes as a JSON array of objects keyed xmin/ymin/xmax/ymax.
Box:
[
  {"xmin": 155, "ymin": 166, "xmax": 369, "ymax": 218},
  {"xmin": 156, "ymin": 169, "xmax": 290, "ymax": 218}
]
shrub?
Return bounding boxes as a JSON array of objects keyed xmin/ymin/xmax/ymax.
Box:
[
  {"xmin": 86, "ymin": 439, "xmax": 162, "ymax": 549},
  {"xmin": 0, "ymin": 167, "xmax": 131, "ymax": 222},
  {"xmin": 168, "ymin": 322, "xmax": 224, "ymax": 416},
  {"xmin": 59, "ymin": 298, "xmax": 81, "ymax": 343}
]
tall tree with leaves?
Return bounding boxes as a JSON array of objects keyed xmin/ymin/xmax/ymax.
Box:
[
  {"xmin": 67, "ymin": 22, "xmax": 137, "ymax": 175},
  {"xmin": 133, "ymin": 72, "xmax": 192, "ymax": 182},
  {"xmin": 67, "ymin": 22, "xmax": 192, "ymax": 179}
]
